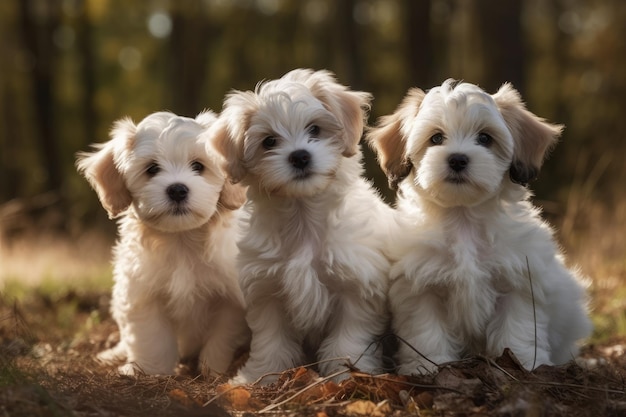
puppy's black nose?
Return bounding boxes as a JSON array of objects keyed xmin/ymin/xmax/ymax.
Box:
[
  {"xmin": 167, "ymin": 183, "xmax": 189, "ymax": 202},
  {"xmin": 448, "ymin": 154, "xmax": 469, "ymax": 172},
  {"xmin": 289, "ymin": 149, "xmax": 311, "ymax": 170}
]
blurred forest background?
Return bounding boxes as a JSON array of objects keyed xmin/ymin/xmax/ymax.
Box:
[{"xmin": 0, "ymin": 0, "xmax": 624, "ymax": 283}]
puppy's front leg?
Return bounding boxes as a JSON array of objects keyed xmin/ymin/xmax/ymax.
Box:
[
  {"xmin": 198, "ymin": 303, "xmax": 250, "ymax": 377},
  {"xmin": 486, "ymin": 291, "xmax": 551, "ymax": 370},
  {"xmin": 232, "ymin": 300, "xmax": 304, "ymax": 385},
  {"xmin": 391, "ymin": 285, "xmax": 460, "ymax": 375},
  {"xmin": 318, "ymin": 293, "xmax": 387, "ymax": 381},
  {"xmin": 121, "ymin": 302, "xmax": 178, "ymax": 376}
]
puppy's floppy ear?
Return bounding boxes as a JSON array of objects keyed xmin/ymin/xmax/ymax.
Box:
[
  {"xmin": 75, "ymin": 118, "xmax": 135, "ymax": 218},
  {"xmin": 492, "ymin": 83, "xmax": 563, "ymax": 185},
  {"xmin": 212, "ymin": 92, "xmax": 257, "ymax": 184},
  {"xmin": 366, "ymin": 88, "xmax": 425, "ymax": 189},
  {"xmin": 302, "ymin": 69, "xmax": 372, "ymax": 158},
  {"xmin": 217, "ymin": 181, "xmax": 247, "ymax": 211}
]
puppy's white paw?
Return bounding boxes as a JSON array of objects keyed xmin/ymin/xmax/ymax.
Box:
[
  {"xmin": 118, "ymin": 362, "xmax": 144, "ymax": 376},
  {"xmin": 229, "ymin": 371, "xmax": 280, "ymax": 386},
  {"xmin": 96, "ymin": 345, "xmax": 126, "ymax": 365},
  {"xmin": 228, "ymin": 374, "xmax": 250, "ymax": 386}
]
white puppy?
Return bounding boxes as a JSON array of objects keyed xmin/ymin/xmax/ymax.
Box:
[
  {"xmin": 76, "ymin": 111, "xmax": 249, "ymax": 376},
  {"xmin": 367, "ymin": 80, "xmax": 592, "ymax": 374},
  {"xmin": 213, "ymin": 69, "xmax": 394, "ymax": 384}
]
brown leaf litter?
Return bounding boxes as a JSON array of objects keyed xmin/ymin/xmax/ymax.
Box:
[{"xmin": 1, "ymin": 293, "xmax": 625, "ymax": 417}]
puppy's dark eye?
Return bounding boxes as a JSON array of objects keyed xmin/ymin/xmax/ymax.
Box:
[
  {"xmin": 430, "ymin": 133, "xmax": 444, "ymax": 146},
  {"xmin": 308, "ymin": 125, "xmax": 320, "ymax": 137},
  {"xmin": 477, "ymin": 133, "xmax": 493, "ymax": 147},
  {"xmin": 262, "ymin": 136, "xmax": 277, "ymax": 150},
  {"xmin": 146, "ymin": 162, "xmax": 160, "ymax": 177},
  {"xmin": 191, "ymin": 161, "xmax": 204, "ymax": 173}
]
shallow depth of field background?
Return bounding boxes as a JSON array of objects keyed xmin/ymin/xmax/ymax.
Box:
[{"xmin": 0, "ymin": 0, "xmax": 625, "ymax": 341}]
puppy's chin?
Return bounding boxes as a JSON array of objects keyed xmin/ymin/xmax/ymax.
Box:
[
  {"xmin": 415, "ymin": 151, "xmax": 507, "ymax": 208},
  {"xmin": 136, "ymin": 206, "xmax": 214, "ymax": 232},
  {"xmin": 417, "ymin": 181, "xmax": 497, "ymax": 208},
  {"xmin": 260, "ymin": 173, "xmax": 335, "ymax": 198},
  {"xmin": 132, "ymin": 185, "xmax": 220, "ymax": 232}
]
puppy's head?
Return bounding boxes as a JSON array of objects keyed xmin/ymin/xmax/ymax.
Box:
[
  {"xmin": 367, "ymin": 80, "xmax": 562, "ymax": 207},
  {"xmin": 214, "ymin": 68, "xmax": 372, "ymax": 197},
  {"xmin": 76, "ymin": 111, "xmax": 245, "ymax": 232}
]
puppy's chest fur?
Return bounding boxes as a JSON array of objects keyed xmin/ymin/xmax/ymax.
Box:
[
  {"xmin": 115, "ymin": 216, "xmax": 236, "ymax": 320},
  {"xmin": 245, "ymin": 195, "xmax": 380, "ymax": 276},
  {"xmin": 401, "ymin": 207, "xmax": 534, "ymax": 337},
  {"xmin": 241, "ymin": 190, "xmax": 389, "ymax": 331}
]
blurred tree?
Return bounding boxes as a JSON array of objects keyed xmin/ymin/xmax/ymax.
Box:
[
  {"xmin": 404, "ymin": 0, "xmax": 434, "ymax": 87},
  {"xmin": 447, "ymin": 0, "xmax": 484, "ymax": 83},
  {"xmin": 334, "ymin": 0, "xmax": 363, "ymax": 89},
  {"xmin": 0, "ymin": 0, "xmax": 624, "ymax": 236},
  {"xmin": 18, "ymin": 0, "xmax": 63, "ymax": 195},
  {"xmin": 475, "ymin": 0, "xmax": 525, "ymax": 93},
  {"xmin": 76, "ymin": 0, "xmax": 97, "ymax": 148},
  {"xmin": 0, "ymin": 3, "xmax": 22, "ymax": 201},
  {"xmin": 169, "ymin": 2, "xmax": 214, "ymax": 117}
]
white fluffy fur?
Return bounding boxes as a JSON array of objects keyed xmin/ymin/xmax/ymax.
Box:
[
  {"xmin": 76, "ymin": 111, "xmax": 249, "ymax": 376},
  {"xmin": 214, "ymin": 69, "xmax": 394, "ymax": 384},
  {"xmin": 367, "ymin": 80, "xmax": 592, "ymax": 374}
]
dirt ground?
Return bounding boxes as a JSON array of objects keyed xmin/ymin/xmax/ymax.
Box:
[{"xmin": 1, "ymin": 290, "xmax": 625, "ymax": 417}]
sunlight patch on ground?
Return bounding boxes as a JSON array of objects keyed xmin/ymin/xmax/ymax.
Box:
[{"xmin": 0, "ymin": 232, "xmax": 114, "ymax": 294}]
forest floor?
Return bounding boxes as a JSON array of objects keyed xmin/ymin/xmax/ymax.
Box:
[
  {"xmin": 1, "ymin": 195, "xmax": 626, "ymax": 417},
  {"xmin": 1, "ymin": 277, "xmax": 626, "ymax": 417}
]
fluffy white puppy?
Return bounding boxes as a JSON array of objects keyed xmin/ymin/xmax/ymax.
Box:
[
  {"xmin": 367, "ymin": 80, "xmax": 592, "ymax": 374},
  {"xmin": 213, "ymin": 69, "xmax": 394, "ymax": 384},
  {"xmin": 76, "ymin": 111, "xmax": 249, "ymax": 376}
]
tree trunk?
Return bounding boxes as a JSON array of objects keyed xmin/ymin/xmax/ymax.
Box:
[
  {"xmin": 76, "ymin": 0, "xmax": 97, "ymax": 146},
  {"xmin": 169, "ymin": 2, "xmax": 213, "ymax": 117},
  {"xmin": 334, "ymin": 0, "xmax": 362, "ymax": 89},
  {"xmin": 475, "ymin": 0, "xmax": 525, "ymax": 93},
  {"xmin": 404, "ymin": 0, "xmax": 433, "ymax": 87},
  {"xmin": 18, "ymin": 0, "xmax": 62, "ymax": 193}
]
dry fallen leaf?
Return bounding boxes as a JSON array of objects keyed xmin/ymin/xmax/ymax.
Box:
[
  {"xmin": 167, "ymin": 388, "xmax": 200, "ymax": 407},
  {"xmin": 290, "ymin": 366, "xmax": 321, "ymax": 389},
  {"xmin": 414, "ymin": 391, "xmax": 433, "ymax": 409},
  {"xmin": 215, "ymin": 383, "xmax": 253, "ymax": 411},
  {"xmin": 343, "ymin": 399, "xmax": 392, "ymax": 417},
  {"xmin": 435, "ymin": 367, "xmax": 482, "ymax": 396},
  {"xmin": 295, "ymin": 379, "xmax": 341, "ymax": 404},
  {"xmin": 346, "ymin": 372, "xmax": 415, "ymax": 404}
]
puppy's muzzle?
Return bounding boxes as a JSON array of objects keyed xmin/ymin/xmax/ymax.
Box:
[
  {"xmin": 167, "ymin": 183, "xmax": 189, "ymax": 203},
  {"xmin": 289, "ymin": 149, "xmax": 311, "ymax": 170}
]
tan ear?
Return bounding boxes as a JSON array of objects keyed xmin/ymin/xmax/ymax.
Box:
[
  {"xmin": 212, "ymin": 92, "xmax": 258, "ymax": 184},
  {"xmin": 218, "ymin": 180, "xmax": 247, "ymax": 211},
  {"xmin": 211, "ymin": 119, "xmax": 247, "ymax": 184},
  {"xmin": 366, "ymin": 88, "xmax": 425, "ymax": 189},
  {"xmin": 492, "ymin": 83, "xmax": 563, "ymax": 185},
  {"xmin": 75, "ymin": 118, "xmax": 136, "ymax": 218},
  {"xmin": 301, "ymin": 69, "xmax": 372, "ymax": 157}
]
